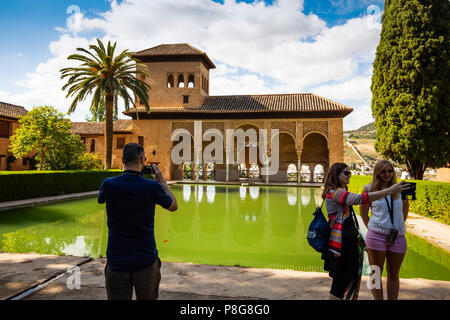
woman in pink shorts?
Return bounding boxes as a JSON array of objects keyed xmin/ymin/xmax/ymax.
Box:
[{"xmin": 360, "ymin": 160, "xmax": 409, "ymax": 300}]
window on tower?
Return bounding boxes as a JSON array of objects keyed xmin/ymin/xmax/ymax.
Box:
[
  {"xmin": 167, "ymin": 74, "xmax": 174, "ymax": 88},
  {"xmin": 188, "ymin": 74, "xmax": 195, "ymax": 88},
  {"xmin": 178, "ymin": 74, "xmax": 185, "ymax": 88}
]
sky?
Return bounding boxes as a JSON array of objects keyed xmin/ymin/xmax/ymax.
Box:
[{"xmin": 0, "ymin": 0, "xmax": 385, "ymax": 130}]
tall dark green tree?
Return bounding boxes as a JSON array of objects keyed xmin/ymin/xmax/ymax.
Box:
[{"xmin": 371, "ymin": 0, "xmax": 450, "ymax": 179}]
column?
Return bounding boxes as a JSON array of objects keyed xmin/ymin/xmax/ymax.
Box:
[
  {"xmin": 194, "ymin": 121, "xmax": 202, "ymax": 182},
  {"xmin": 226, "ymin": 163, "xmax": 229, "ymax": 182},
  {"xmin": 265, "ymin": 150, "xmax": 271, "ymax": 184},
  {"xmin": 297, "ymin": 150, "xmax": 302, "ymax": 184}
]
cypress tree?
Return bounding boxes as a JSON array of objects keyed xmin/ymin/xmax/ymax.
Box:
[{"xmin": 371, "ymin": 0, "xmax": 450, "ymax": 179}]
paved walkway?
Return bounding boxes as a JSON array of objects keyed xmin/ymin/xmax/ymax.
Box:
[
  {"xmin": 1, "ymin": 253, "xmax": 449, "ymax": 300},
  {"xmin": 405, "ymin": 213, "xmax": 450, "ymax": 252},
  {"xmin": 0, "ymin": 191, "xmax": 99, "ymax": 211}
]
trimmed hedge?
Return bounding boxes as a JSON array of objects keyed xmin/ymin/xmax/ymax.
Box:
[
  {"xmin": 0, "ymin": 170, "xmax": 122, "ymax": 202},
  {"xmin": 348, "ymin": 175, "xmax": 450, "ymax": 225}
]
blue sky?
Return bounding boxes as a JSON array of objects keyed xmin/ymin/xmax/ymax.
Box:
[{"xmin": 0, "ymin": 0, "xmax": 385, "ymax": 130}]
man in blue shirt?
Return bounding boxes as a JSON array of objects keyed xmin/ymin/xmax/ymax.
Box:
[{"xmin": 98, "ymin": 143, "xmax": 178, "ymax": 300}]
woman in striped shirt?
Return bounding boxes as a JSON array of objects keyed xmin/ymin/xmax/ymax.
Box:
[{"xmin": 321, "ymin": 162, "xmax": 409, "ymax": 300}]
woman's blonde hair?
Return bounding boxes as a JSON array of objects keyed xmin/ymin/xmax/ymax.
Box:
[{"xmin": 371, "ymin": 160, "xmax": 400, "ymax": 199}]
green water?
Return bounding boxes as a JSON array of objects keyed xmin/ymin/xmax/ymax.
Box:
[{"xmin": 0, "ymin": 184, "xmax": 448, "ymax": 281}]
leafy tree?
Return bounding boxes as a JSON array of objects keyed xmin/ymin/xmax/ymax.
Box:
[
  {"xmin": 371, "ymin": 0, "xmax": 450, "ymax": 179},
  {"xmin": 60, "ymin": 39, "xmax": 150, "ymax": 169},
  {"xmin": 9, "ymin": 106, "xmax": 76, "ymax": 170},
  {"xmin": 8, "ymin": 106, "xmax": 100, "ymax": 171}
]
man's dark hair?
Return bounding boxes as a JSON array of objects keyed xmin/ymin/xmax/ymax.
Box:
[{"xmin": 122, "ymin": 143, "xmax": 144, "ymax": 165}]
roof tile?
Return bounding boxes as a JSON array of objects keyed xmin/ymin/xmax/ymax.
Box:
[
  {"xmin": 70, "ymin": 119, "xmax": 133, "ymax": 135},
  {"xmin": 0, "ymin": 102, "xmax": 28, "ymax": 119},
  {"xmin": 123, "ymin": 93, "xmax": 352, "ymax": 115}
]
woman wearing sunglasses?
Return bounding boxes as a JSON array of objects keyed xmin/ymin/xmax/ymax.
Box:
[
  {"xmin": 359, "ymin": 160, "xmax": 410, "ymax": 300},
  {"xmin": 322, "ymin": 162, "xmax": 409, "ymax": 300}
]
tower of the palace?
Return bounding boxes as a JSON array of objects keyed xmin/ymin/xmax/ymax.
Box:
[{"xmin": 133, "ymin": 43, "xmax": 216, "ymax": 108}]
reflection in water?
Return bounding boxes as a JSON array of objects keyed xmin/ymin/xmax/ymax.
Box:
[
  {"xmin": 287, "ymin": 188, "xmax": 297, "ymax": 206},
  {"xmin": 239, "ymin": 186, "xmax": 246, "ymax": 200},
  {"xmin": 206, "ymin": 186, "xmax": 215, "ymax": 203},
  {"xmin": 249, "ymin": 187, "xmax": 259, "ymax": 200},
  {"xmin": 0, "ymin": 186, "xmax": 448, "ymax": 280},
  {"xmin": 301, "ymin": 188, "xmax": 311, "ymax": 206},
  {"xmin": 197, "ymin": 185, "xmax": 203, "ymax": 202},
  {"xmin": 314, "ymin": 190, "xmax": 323, "ymax": 207},
  {"xmin": 183, "ymin": 185, "xmax": 191, "ymax": 202},
  {"xmin": 62, "ymin": 235, "xmax": 90, "ymax": 256}
]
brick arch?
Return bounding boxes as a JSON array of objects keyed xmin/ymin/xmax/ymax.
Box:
[
  {"xmin": 301, "ymin": 132, "xmax": 329, "ymax": 182},
  {"xmin": 302, "ymin": 131, "xmax": 329, "ymax": 146}
]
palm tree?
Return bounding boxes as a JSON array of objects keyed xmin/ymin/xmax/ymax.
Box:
[{"xmin": 60, "ymin": 39, "xmax": 150, "ymax": 169}]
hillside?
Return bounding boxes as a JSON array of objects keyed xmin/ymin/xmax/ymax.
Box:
[
  {"xmin": 343, "ymin": 122, "xmax": 396, "ymax": 168},
  {"xmin": 343, "ymin": 122, "xmax": 441, "ymax": 181},
  {"xmin": 344, "ymin": 122, "xmax": 376, "ymax": 139}
]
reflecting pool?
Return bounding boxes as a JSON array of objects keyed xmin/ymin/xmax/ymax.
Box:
[{"xmin": 0, "ymin": 184, "xmax": 448, "ymax": 281}]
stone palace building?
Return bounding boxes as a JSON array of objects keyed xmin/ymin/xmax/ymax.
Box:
[{"xmin": 3, "ymin": 44, "xmax": 358, "ymax": 183}]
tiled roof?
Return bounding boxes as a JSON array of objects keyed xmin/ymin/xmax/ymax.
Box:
[
  {"xmin": 123, "ymin": 93, "xmax": 353, "ymax": 116},
  {"xmin": 70, "ymin": 120, "xmax": 133, "ymax": 135},
  {"xmin": 0, "ymin": 102, "xmax": 28, "ymax": 119},
  {"xmin": 133, "ymin": 43, "xmax": 216, "ymax": 69}
]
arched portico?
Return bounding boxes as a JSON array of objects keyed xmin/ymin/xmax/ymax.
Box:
[
  {"xmin": 300, "ymin": 132, "xmax": 329, "ymax": 182},
  {"xmin": 169, "ymin": 120, "xmax": 337, "ymax": 183}
]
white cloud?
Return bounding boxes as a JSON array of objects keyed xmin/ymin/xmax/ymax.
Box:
[
  {"xmin": 310, "ymin": 75, "xmax": 372, "ymax": 102},
  {"xmin": 344, "ymin": 104, "xmax": 374, "ymax": 131},
  {"xmin": 5, "ymin": 0, "xmax": 382, "ymax": 126}
]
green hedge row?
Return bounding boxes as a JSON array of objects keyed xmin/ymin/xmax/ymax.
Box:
[
  {"xmin": 348, "ymin": 175, "xmax": 450, "ymax": 225},
  {"xmin": 0, "ymin": 170, "xmax": 122, "ymax": 202}
]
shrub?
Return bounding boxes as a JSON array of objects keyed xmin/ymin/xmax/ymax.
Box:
[
  {"xmin": 349, "ymin": 176, "xmax": 450, "ymax": 225},
  {"xmin": 77, "ymin": 153, "xmax": 103, "ymax": 170},
  {"xmin": 0, "ymin": 170, "xmax": 122, "ymax": 202}
]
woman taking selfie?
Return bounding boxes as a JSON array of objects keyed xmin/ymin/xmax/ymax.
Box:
[
  {"xmin": 322, "ymin": 162, "xmax": 410, "ymax": 300},
  {"xmin": 359, "ymin": 160, "xmax": 410, "ymax": 300}
]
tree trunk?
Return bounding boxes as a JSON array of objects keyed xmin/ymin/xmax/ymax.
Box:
[
  {"xmin": 104, "ymin": 92, "xmax": 114, "ymax": 170},
  {"xmin": 407, "ymin": 161, "xmax": 425, "ymax": 180},
  {"xmin": 39, "ymin": 146, "xmax": 46, "ymax": 171}
]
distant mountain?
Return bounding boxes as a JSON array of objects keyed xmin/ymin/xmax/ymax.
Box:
[{"xmin": 344, "ymin": 122, "xmax": 376, "ymax": 139}]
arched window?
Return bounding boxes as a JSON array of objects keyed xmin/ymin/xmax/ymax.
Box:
[
  {"xmin": 313, "ymin": 164, "xmax": 325, "ymax": 183},
  {"xmin": 206, "ymin": 163, "xmax": 215, "ymax": 180},
  {"xmin": 300, "ymin": 165, "xmax": 311, "ymax": 182},
  {"xmin": 167, "ymin": 74, "xmax": 174, "ymax": 88},
  {"xmin": 248, "ymin": 164, "xmax": 260, "ymax": 179},
  {"xmin": 188, "ymin": 74, "xmax": 195, "ymax": 88},
  {"xmin": 178, "ymin": 74, "xmax": 185, "ymax": 88},
  {"xmin": 287, "ymin": 163, "xmax": 297, "ymax": 182},
  {"xmin": 183, "ymin": 162, "xmax": 192, "ymax": 180}
]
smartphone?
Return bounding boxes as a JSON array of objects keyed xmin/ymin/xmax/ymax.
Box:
[{"xmin": 401, "ymin": 182, "xmax": 416, "ymax": 200}]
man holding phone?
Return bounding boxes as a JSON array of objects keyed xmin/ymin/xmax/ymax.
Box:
[{"xmin": 98, "ymin": 143, "xmax": 178, "ymax": 300}]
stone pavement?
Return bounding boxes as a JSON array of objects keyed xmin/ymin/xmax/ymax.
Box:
[
  {"xmin": 0, "ymin": 191, "xmax": 99, "ymax": 211},
  {"xmin": 0, "ymin": 253, "xmax": 449, "ymax": 300}
]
